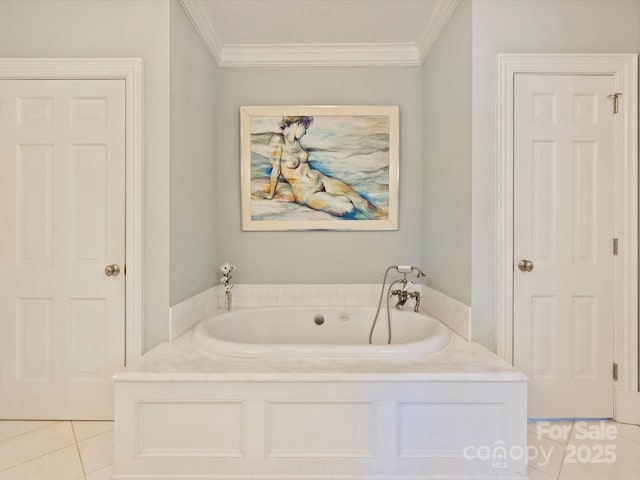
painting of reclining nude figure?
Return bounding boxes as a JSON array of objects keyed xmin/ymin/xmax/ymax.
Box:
[{"xmin": 241, "ymin": 105, "xmax": 399, "ymax": 231}]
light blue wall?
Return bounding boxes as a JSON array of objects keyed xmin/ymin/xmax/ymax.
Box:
[
  {"xmin": 422, "ymin": 1, "xmax": 472, "ymax": 306},
  {"xmin": 170, "ymin": 1, "xmax": 220, "ymax": 306},
  {"xmin": 216, "ymin": 67, "xmax": 424, "ymax": 285}
]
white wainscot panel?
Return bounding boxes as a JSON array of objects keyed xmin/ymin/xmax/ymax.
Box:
[
  {"xmin": 266, "ymin": 401, "xmax": 374, "ymax": 458},
  {"xmin": 397, "ymin": 401, "xmax": 505, "ymax": 457},
  {"xmin": 136, "ymin": 401, "xmax": 244, "ymax": 458}
]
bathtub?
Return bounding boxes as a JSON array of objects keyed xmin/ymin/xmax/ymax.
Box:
[
  {"xmin": 191, "ymin": 307, "xmax": 450, "ymax": 359},
  {"xmin": 114, "ymin": 297, "xmax": 527, "ymax": 480}
]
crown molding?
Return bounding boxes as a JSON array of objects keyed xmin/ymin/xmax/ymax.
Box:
[
  {"xmin": 180, "ymin": 0, "xmax": 224, "ymax": 64},
  {"xmin": 221, "ymin": 43, "xmax": 421, "ymax": 67},
  {"xmin": 180, "ymin": 0, "xmax": 457, "ymax": 67},
  {"xmin": 417, "ymin": 0, "xmax": 459, "ymax": 62}
]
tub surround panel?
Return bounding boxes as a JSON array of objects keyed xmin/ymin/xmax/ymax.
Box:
[
  {"xmin": 421, "ymin": 286, "xmax": 471, "ymax": 340},
  {"xmin": 135, "ymin": 400, "xmax": 244, "ymax": 458},
  {"xmin": 169, "ymin": 283, "xmax": 471, "ymax": 342},
  {"xmin": 218, "ymin": 284, "xmax": 383, "ymax": 309},
  {"xmin": 169, "ymin": 286, "xmax": 217, "ymax": 341},
  {"xmin": 396, "ymin": 400, "xmax": 505, "ymax": 456},
  {"xmin": 115, "ymin": 383, "xmax": 526, "ymax": 478},
  {"xmin": 265, "ymin": 401, "xmax": 375, "ymax": 458},
  {"xmin": 115, "ymin": 381, "xmax": 526, "ymax": 479}
]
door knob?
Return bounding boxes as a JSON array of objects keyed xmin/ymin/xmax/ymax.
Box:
[
  {"xmin": 517, "ymin": 259, "xmax": 534, "ymax": 272},
  {"xmin": 104, "ymin": 264, "xmax": 121, "ymax": 277}
]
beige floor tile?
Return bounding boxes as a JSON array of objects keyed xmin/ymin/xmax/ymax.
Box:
[
  {"xmin": 85, "ymin": 463, "xmax": 113, "ymax": 479},
  {"xmin": 528, "ymin": 420, "xmax": 574, "ymax": 445},
  {"xmin": 608, "ymin": 434, "xmax": 640, "ymax": 474},
  {"xmin": 526, "ymin": 465, "xmax": 557, "ymax": 479},
  {"xmin": 613, "ymin": 421, "xmax": 640, "ymax": 444},
  {"xmin": 0, "ymin": 421, "xmax": 75, "ymax": 471},
  {"xmin": 71, "ymin": 420, "xmax": 114, "ymax": 442},
  {"xmin": 527, "ymin": 431, "xmax": 566, "ymax": 478},
  {"xmin": 77, "ymin": 429, "xmax": 114, "ymax": 475},
  {"xmin": 0, "ymin": 444, "xmax": 83, "ymax": 480},
  {"xmin": 559, "ymin": 461, "xmax": 639, "ymax": 480},
  {"xmin": 0, "ymin": 420, "xmax": 57, "ymax": 442},
  {"xmin": 569, "ymin": 419, "xmax": 620, "ymax": 443},
  {"xmin": 567, "ymin": 420, "xmax": 640, "ymax": 474}
]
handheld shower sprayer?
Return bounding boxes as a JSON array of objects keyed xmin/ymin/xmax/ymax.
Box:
[{"xmin": 393, "ymin": 265, "xmax": 426, "ymax": 278}]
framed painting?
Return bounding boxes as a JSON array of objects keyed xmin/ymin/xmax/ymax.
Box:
[{"xmin": 240, "ymin": 105, "xmax": 399, "ymax": 231}]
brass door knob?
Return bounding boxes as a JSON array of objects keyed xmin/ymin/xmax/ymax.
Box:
[
  {"xmin": 104, "ymin": 264, "xmax": 121, "ymax": 277},
  {"xmin": 517, "ymin": 259, "xmax": 534, "ymax": 272}
]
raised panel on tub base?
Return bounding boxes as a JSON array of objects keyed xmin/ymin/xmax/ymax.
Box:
[{"xmin": 113, "ymin": 380, "xmax": 527, "ymax": 479}]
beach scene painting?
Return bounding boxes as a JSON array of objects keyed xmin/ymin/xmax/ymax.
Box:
[{"xmin": 241, "ymin": 105, "xmax": 399, "ymax": 231}]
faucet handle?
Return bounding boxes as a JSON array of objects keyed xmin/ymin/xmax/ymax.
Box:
[{"xmin": 413, "ymin": 291, "xmax": 421, "ymax": 312}]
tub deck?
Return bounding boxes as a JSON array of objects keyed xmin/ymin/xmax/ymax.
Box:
[
  {"xmin": 113, "ymin": 319, "xmax": 527, "ymax": 479},
  {"xmin": 115, "ymin": 324, "xmax": 524, "ymax": 382}
]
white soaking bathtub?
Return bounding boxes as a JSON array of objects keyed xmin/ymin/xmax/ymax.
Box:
[
  {"xmin": 191, "ymin": 307, "xmax": 450, "ymax": 359},
  {"xmin": 114, "ymin": 302, "xmax": 527, "ymax": 480}
]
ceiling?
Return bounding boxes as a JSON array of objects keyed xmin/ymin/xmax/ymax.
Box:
[{"xmin": 180, "ymin": 0, "xmax": 459, "ymax": 67}]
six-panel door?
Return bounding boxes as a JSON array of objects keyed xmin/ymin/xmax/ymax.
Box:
[
  {"xmin": 513, "ymin": 74, "xmax": 615, "ymax": 418},
  {"xmin": 0, "ymin": 79, "xmax": 126, "ymax": 419}
]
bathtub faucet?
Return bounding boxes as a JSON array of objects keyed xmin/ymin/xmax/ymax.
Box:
[
  {"xmin": 369, "ymin": 265, "xmax": 427, "ymax": 344},
  {"xmin": 390, "ymin": 289, "xmax": 421, "ymax": 312},
  {"xmin": 390, "ymin": 276, "xmax": 421, "ymax": 312}
]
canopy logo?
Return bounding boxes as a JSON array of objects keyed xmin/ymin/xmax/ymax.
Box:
[{"xmin": 463, "ymin": 421, "xmax": 617, "ymax": 470}]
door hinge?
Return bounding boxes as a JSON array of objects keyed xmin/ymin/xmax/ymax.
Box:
[
  {"xmin": 613, "ymin": 238, "xmax": 619, "ymax": 255},
  {"xmin": 613, "ymin": 362, "xmax": 618, "ymax": 381},
  {"xmin": 608, "ymin": 93, "xmax": 622, "ymax": 114}
]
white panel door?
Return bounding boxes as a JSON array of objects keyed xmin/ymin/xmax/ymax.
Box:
[
  {"xmin": 0, "ymin": 79, "xmax": 125, "ymax": 419},
  {"xmin": 513, "ymin": 74, "xmax": 615, "ymax": 418}
]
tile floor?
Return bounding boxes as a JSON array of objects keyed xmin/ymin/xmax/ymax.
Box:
[
  {"xmin": 0, "ymin": 419, "xmax": 638, "ymax": 479},
  {"xmin": 527, "ymin": 419, "xmax": 640, "ymax": 479},
  {"xmin": 0, "ymin": 420, "xmax": 112, "ymax": 480}
]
